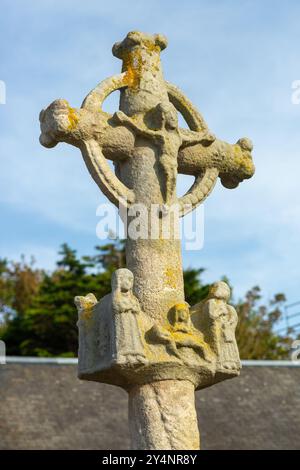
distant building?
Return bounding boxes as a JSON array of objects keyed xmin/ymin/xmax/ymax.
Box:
[{"xmin": 0, "ymin": 360, "xmax": 299, "ymax": 450}]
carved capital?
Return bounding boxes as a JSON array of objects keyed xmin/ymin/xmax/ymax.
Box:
[{"xmin": 76, "ymin": 272, "xmax": 240, "ymax": 391}]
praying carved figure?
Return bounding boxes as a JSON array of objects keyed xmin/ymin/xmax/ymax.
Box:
[
  {"xmin": 111, "ymin": 269, "xmax": 148, "ymax": 365},
  {"xmin": 203, "ymin": 282, "xmax": 240, "ymax": 372}
]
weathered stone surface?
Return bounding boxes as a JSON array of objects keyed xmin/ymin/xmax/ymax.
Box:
[
  {"xmin": 128, "ymin": 380, "xmax": 200, "ymax": 450},
  {"xmin": 76, "ymin": 275, "xmax": 240, "ymax": 393},
  {"xmin": 40, "ymin": 30, "xmax": 254, "ymax": 450}
]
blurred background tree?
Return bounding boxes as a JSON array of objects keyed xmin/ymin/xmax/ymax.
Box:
[{"xmin": 0, "ymin": 240, "xmax": 295, "ymax": 358}]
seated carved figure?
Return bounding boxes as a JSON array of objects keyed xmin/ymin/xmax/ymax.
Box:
[
  {"xmin": 150, "ymin": 302, "xmax": 212, "ymax": 363},
  {"xmin": 171, "ymin": 302, "xmax": 192, "ymax": 333},
  {"xmin": 111, "ymin": 269, "xmax": 148, "ymax": 365},
  {"xmin": 202, "ymin": 282, "xmax": 240, "ymax": 373}
]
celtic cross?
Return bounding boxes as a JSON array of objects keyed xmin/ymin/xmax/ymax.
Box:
[{"xmin": 40, "ymin": 31, "xmax": 254, "ymax": 450}]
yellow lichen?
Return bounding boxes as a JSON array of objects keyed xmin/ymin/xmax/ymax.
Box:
[
  {"xmin": 122, "ymin": 41, "xmax": 161, "ymax": 90},
  {"xmin": 80, "ymin": 307, "xmax": 93, "ymax": 322},
  {"xmin": 164, "ymin": 267, "xmax": 179, "ymax": 289},
  {"xmin": 233, "ymin": 145, "xmax": 254, "ymax": 176},
  {"xmin": 173, "ymin": 302, "xmax": 188, "ymax": 310},
  {"xmin": 67, "ymin": 106, "xmax": 79, "ymax": 130}
]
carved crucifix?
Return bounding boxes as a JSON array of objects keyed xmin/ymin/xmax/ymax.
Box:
[{"xmin": 40, "ymin": 31, "xmax": 254, "ymax": 450}]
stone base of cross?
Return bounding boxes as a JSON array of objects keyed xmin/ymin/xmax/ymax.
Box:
[
  {"xmin": 75, "ymin": 277, "xmax": 240, "ymax": 391},
  {"xmin": 40, "ymin": 31, "xmax": 254, "ymax": 450}
]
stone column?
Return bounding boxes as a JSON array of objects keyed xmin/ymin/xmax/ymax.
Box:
[{"xmin": 129, "ymin": 380, "xmax": 200, "ymax": 450}]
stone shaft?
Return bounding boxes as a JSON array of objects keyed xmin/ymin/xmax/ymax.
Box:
[
  {"xmin": 115, "ymin": 33, "xmax": 185, "ymax": 323},
  {"xmin": 128, "ymin": 379, "xmax": 200, "ymax": 450},
  {"xmin": 120, "ymin": 140, "xmax": 184, "ymax": 322}
]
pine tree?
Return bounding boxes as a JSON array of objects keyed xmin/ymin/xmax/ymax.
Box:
[{"xmin": 0, "ymin": 241, "xmax": 296, "ymax": 358}]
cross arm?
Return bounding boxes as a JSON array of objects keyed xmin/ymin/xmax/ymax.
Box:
[
  {"xmin": 39, "ymin": 99, "xmax": 108, "ymax": 148},
  {"xmin": 39, "ymin": 98, "xmax": 136, "ymax": 208},
  {"xmin": 177, "ymin": 136, "xmax": 254, "ymax": 188},
  {"xmin": 39, "ymin": 98, "xmax": 136, "ymax": 163}
]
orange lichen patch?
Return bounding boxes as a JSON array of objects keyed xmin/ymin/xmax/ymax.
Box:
[
  {"xmin": 122, "ymin": 41, "xmax": 161, "ymax": 90},
  {"xmin": 67, "ymin": 106, "xmax": 79, "ymax": 130},
  {"xmin": 122, "ymin": 48, "xmax": 143, "ymax": 89}
]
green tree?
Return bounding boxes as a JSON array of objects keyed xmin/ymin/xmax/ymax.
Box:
[
  {"xmin": 183, "ymin": 268, "xmax": 209, "ymax": 306},
  {"xmin": 0, "ymin": 257, "xmax": 42, "ymax": 347},
  {"xmin": 0, "ymin": 240, "xmax": 296, "ymax": 359},
  {"xmin": 0, "ymin": 256, "xmax": 41, "ymax": 318},
  {"xmin": 235, "ymin": 287, "xmax": 292, "ymax": 359},
  {"xmin": 83, "ymin": 238, "xmax": 126, "ymax": 272},
  {"xmin": 1, "ymin": 244, "xmax": 112, "ymax": 356}
]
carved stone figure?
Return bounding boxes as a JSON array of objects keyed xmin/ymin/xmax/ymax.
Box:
[
  {"xmin": 150, "ymin": 302, "xmax": 212, "ymax": 363},
  {"xmin": 170, "ymin": 302, "xmax": 191, "ymax": 332},
  {"xmin": 75, "ymin": 293, "xmax": 98, "ymax": 371},
  {"xmin": 111, "ymin": 269, "xmax": 147, "ymax": 365},
  {"xmin": 202, "ymin": 282, "xmax": 240, "ymax": 372},
  {"xmin": 75, "ymin": 293, "xmax": 98, "ymax": 314}
]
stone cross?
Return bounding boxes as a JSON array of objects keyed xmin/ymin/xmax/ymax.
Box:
[{"xmin": 40, "ymin": 31, "xmax": 254, "ymax": 450}]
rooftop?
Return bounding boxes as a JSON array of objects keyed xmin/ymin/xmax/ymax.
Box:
[{"xmin": 1, "ymin": 359, "xmax": 299, "ymax": 450}]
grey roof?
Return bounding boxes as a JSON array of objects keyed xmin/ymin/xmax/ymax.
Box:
[{"xmin": 0, "ymin": 363, "xmax": 300, "ymax": 450}]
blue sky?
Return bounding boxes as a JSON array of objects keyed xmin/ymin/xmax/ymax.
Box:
[{"xmin": 0, "ymin": 0, "xmax": 300, "ymax": 306}]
